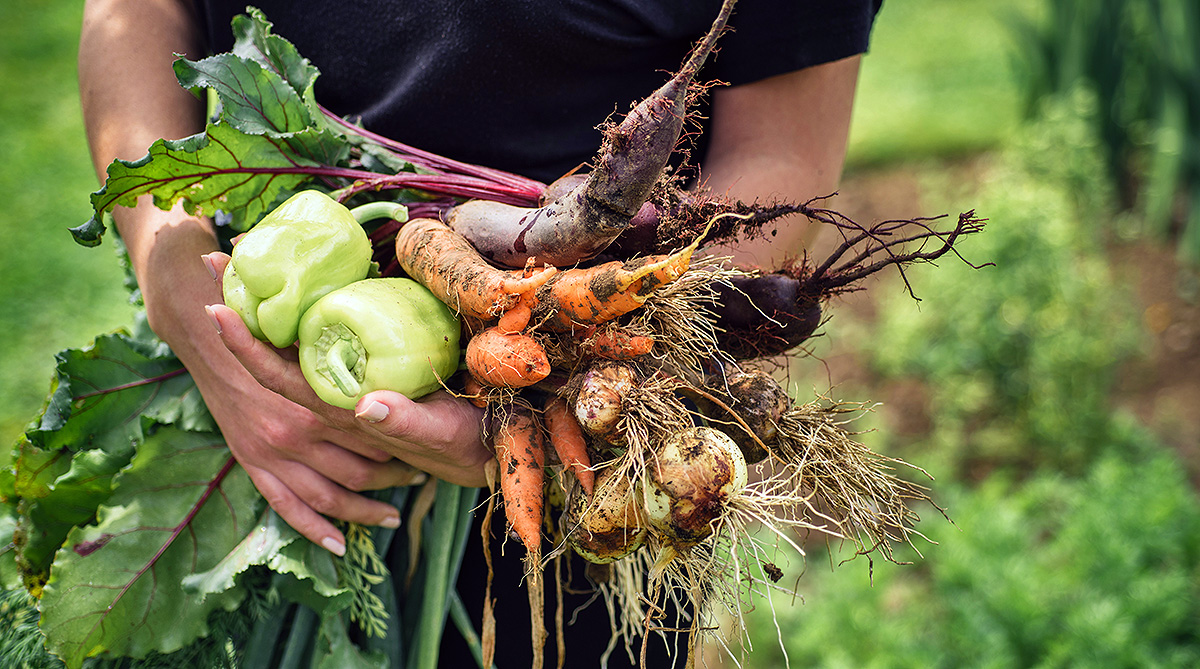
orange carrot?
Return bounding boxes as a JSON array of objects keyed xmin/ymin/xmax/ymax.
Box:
[
  {"xmin": 460, "ymin": 374, "xmax": 489, "ymax": 408},
  {"xmin": 580, "ymin": 326, "xmax": 654, "ymax": 360},
  {"xmin": 531, "ymin": 232, "xmax": 702, "ymax": 331},
  {"xmin": 466, "ymin": 326, "xmax": 552, "ymax": 388},
  {"xmin": 494, "ymin": 405, "xmax": 548, "ymax": 668},
  {"xmin": 395, "ymin": 217, "xmax": 555, "ymax": 320},
  {"xmin": 494, "ymin": 406, "xmax": 546, "ymax": 553},
  {"xmin": 496, "ymin": 290, "xmax": 535, "ymax": 334},
  {"xmin": 543, "ymin": 397, "xmax": 595, "ymax": 496}
]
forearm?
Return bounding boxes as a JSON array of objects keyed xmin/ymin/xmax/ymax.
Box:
[
  {"xmin": 79, "ymin": 0, "xmax": 206, "ymax": 177},
  {"xmin": 78, "ymin": 0, "xmax": 225, "ymax": 364},
  {"xmin": 700, "ymin": 56, "xmax": 861, "ymax": 268}
]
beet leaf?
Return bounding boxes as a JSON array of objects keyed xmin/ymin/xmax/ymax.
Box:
[
  {"xmin": 38, "ymin": 426, "xmax": 261, "ymax": 668},
  {"xmin": 13, "ymin": 331, "xmax": 212, "ymax": 580},
  {"xmin": 183, "ymin": 508, "xmax": 353, "ymax": 617}
]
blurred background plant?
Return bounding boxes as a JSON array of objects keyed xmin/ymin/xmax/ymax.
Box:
[
  {"xmin": 2, "ymin": 0, "xmax": 1198, "ymax": 668},
  {"xmin": 1012, "ymin": 0, "xmax": 1200, "ymax": 270}
]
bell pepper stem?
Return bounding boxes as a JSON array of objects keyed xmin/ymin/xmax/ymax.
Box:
[
  {"xmin": 326, "ymin": 337, "xmax": 364, "ymax": 397},
  {"xmin": 349, "ymin": 201, "xmax": 409, "ymax": 225}
]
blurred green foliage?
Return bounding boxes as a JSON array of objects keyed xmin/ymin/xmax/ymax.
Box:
[
  {"xmin": 847, "ymin": 0, "xmax": 1040, "ymax": 166},
  {"xmin": 1013, "ymin": 0, "xmax": 1200, "ymax": 267},
  {"xmin": 747, "ymin": 431, "xmax": 1200, "ymax": 669},
  {"xmin": 0, "ymin": 3, "xmax": 136, "ymax": 439},
  {"xmin": 870, "ymin": 90, "xmax": 1142, "ymax": 477}
]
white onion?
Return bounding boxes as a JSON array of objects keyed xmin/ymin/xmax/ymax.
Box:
[{"xmin": 642, "ymin": 426, "xmax": 747, "ymax": 548}]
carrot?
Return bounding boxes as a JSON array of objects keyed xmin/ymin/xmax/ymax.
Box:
[
  {"xmin": 395, "ymin": 217, "xmax": 555, "ymax": 320},
  {"xmin": 493, "ymin": 405, "xmax": 548, "ymax": 668},
  {"xmin": 445, "ymin": 0, "xmax": 737, "ymax": 269},
  {"xmin": 465, "ymin": 326, "xmax": 552, "ymax": 388},
  {"xmin": 460, "ymin": 373, "xmax": 489, "ymax": 408},
  {"xmin": 495, "ymin": 406, "xmax": 546, "ymax": 552},
  {"xmin": 543, "ymin": 397, "xmax": 594, "ymax": 496},
  {"xmin": 496, "ymin": 290, "xmax": 535, "ymax": 334},
  {"xmin": 579, "ymin": 326, "xmax": 654, "ymax": 360},
  {"xmin": 531, "ymin": 234, "xmax": 701, "ymax": 332}
]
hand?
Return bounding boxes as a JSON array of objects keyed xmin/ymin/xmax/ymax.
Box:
[{"xmin": 202, "ymin": 253, "xmax": 494, "ymax": 548}]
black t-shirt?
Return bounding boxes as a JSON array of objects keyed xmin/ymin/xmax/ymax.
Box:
[{"xmin": 195, "ymin": 0, "xmax": 883, "ymax": 183}]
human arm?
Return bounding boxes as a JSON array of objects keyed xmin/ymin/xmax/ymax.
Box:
[
  {"xmin": 700, "ymin": 55, "xmax": 862, "ymax": 267},
  {"xmin": 77, "ymin": 0, "xmax": 490, "ymax": 555}
]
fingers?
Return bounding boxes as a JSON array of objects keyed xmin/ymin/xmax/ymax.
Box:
[
  {"xmin": 244, "ymin": 465, "xmax": 346, "ymax": 555},
  {"xmin": 206, "ymin": 303, "xmax": 396, "ymax": 463},
  {"xmin": 355, "ymin": 390, "xmax": 493, "ymax": 487},
  {"xmin": 306, "ymin": 439, "xmax": 429, "ymax": 491},
  {"xmin": 201, "ymin": 251, "xmax": 230, "ymax": 291},
  {"xmin": 242, "ymin": 463, "xmax": 397, "ymax": 556},
  {"xmin": 205, "ymin": 303, "xmax": 323, "ymax": 404},
  {"xmin": 242, "ymin": 455, "xmax": 427, "ymax": 556}
]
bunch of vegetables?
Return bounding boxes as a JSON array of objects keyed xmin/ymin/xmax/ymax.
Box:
[{"xmin": 2, "ymin": 2, "xmax": 985, "ymax": 667}]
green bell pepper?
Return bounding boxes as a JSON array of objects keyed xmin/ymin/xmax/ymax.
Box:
[
  {"xmin": 222, "ymin": 191, "xmax": 406, "ymax": 348},
  {"xmin": 298, "ymin": 277, "xmax": 462, "ymax": 409}
]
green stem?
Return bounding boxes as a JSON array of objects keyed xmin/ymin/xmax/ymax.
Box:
[
  {"xmin": 326, "ymin": 337, "xmax": 363, "ymax": 397},
  {"xmin": 240, "ymin": 601, "xmax": 295, "ymax": 667},
  {"xmin": 350, "ymin": 201, "xmax": 409, "ymax": 225},
  {"xmin": 449, "ymin": 590, "xmax": 495, "ymax": 669},
  {"xmin": 277, "ymin": 605, "xmax": 318, "ymax": 669},
  {"xmin": 409, "ymin": 481, "xmax": 463, "ymax": 669}
]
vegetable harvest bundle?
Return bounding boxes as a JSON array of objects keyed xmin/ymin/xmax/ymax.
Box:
[{"xmin": 6, "ymin": 2, "xmax": 987, "ymax": 667}]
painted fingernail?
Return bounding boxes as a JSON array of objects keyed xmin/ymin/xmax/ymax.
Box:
[
  {"xmin": 356, "ymin": 400, "xmax": 389, "ymax": 423},
  {"xmin": 380, "ymin": 515, "xmax": 401, "ymax": 529},
  {"xmin": 321, "ymin": 536, "xmax": 346, "ymax": 556},
  {"xmin": 201, "ymin": 253, "xmax": 219, "ymax": 280},
  {"xmin": 204, "ymin": 304, "xmax": 222, "ymax": 334}
]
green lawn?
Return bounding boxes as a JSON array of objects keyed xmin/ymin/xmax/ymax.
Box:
[
  {"xmin": 0, "ymin": 3, "xmax": 136, "ymax": 439},
  {"xmin": 849, "ymin": 0, "xmax": 1040, "ymax": 166}
]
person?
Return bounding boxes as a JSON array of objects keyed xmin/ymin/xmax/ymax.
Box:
[{"xmin": 78, "ymin": 0, "xmax": 882, "ymax": 663}]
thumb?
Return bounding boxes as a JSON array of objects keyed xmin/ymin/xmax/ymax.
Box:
[{"xmin": 354, "ymin": 390, "xmax": 445, "ymax": 446}]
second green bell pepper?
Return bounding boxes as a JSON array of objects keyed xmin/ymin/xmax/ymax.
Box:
[{"xmin": 297, "ymin": 277, "xmax": 462, "ymax": 409}]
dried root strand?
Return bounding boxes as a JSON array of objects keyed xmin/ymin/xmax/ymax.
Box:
[{"xmin": 771, "ymin": 397, "xmax": 943, "ymax": 563}]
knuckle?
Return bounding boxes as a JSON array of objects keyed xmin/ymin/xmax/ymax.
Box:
[
  {"xmin": 340, "ymin": 466, "xmax": 374, "ymax": 493},
  {"xmin": 382, "ymin": 406, "xmax": 415, "ymax": 437},
  {"xmin": 261, "ymin": 488, "xmax": 297, "ymax": 517},
  {"xmin": 306, "ymin": 491, "xmax": 341, "ymax": 517}
]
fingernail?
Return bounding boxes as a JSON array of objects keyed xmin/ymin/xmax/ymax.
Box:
[
  {"xmin": 321, "ymin": 536, "xmax": 346, "ymax": 557},
  {"xmin": 411, "ymin": 472, "xmax": 429, "ymax": 486},
  {"xmin": 380, "ymin": 515, "xmax": 401, "ymax": 529},
  {"xmin": 201, "ymin": 253, "xmax": 219, "ymax": 280},
  {"xmin": 356, "ymin": 400, "xmax": 389, "ymax": 423},
  {"xmin": 204, "ymin": 305, "xmax": 222, "ymax": 334}
]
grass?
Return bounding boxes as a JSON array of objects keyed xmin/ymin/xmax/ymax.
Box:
[
  {"xmin": 0, "ymin": 3, "xmax": 136, "ymax": 439},
  {"xmin": 848, "ymin": 0, "xmax": 1041, "ymax": 166}
]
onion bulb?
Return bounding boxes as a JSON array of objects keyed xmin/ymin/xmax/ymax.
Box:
[
  {"xmin": 643, "ymin": 426, "xmax": 748, "ymax": 549},
  {"xmin": 573, "ymin": 362, "xmax": 637, "ymax": 441},
  {"xmin": 565, "ymin": 466, "xmax": 646, "ymax": 564}
]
